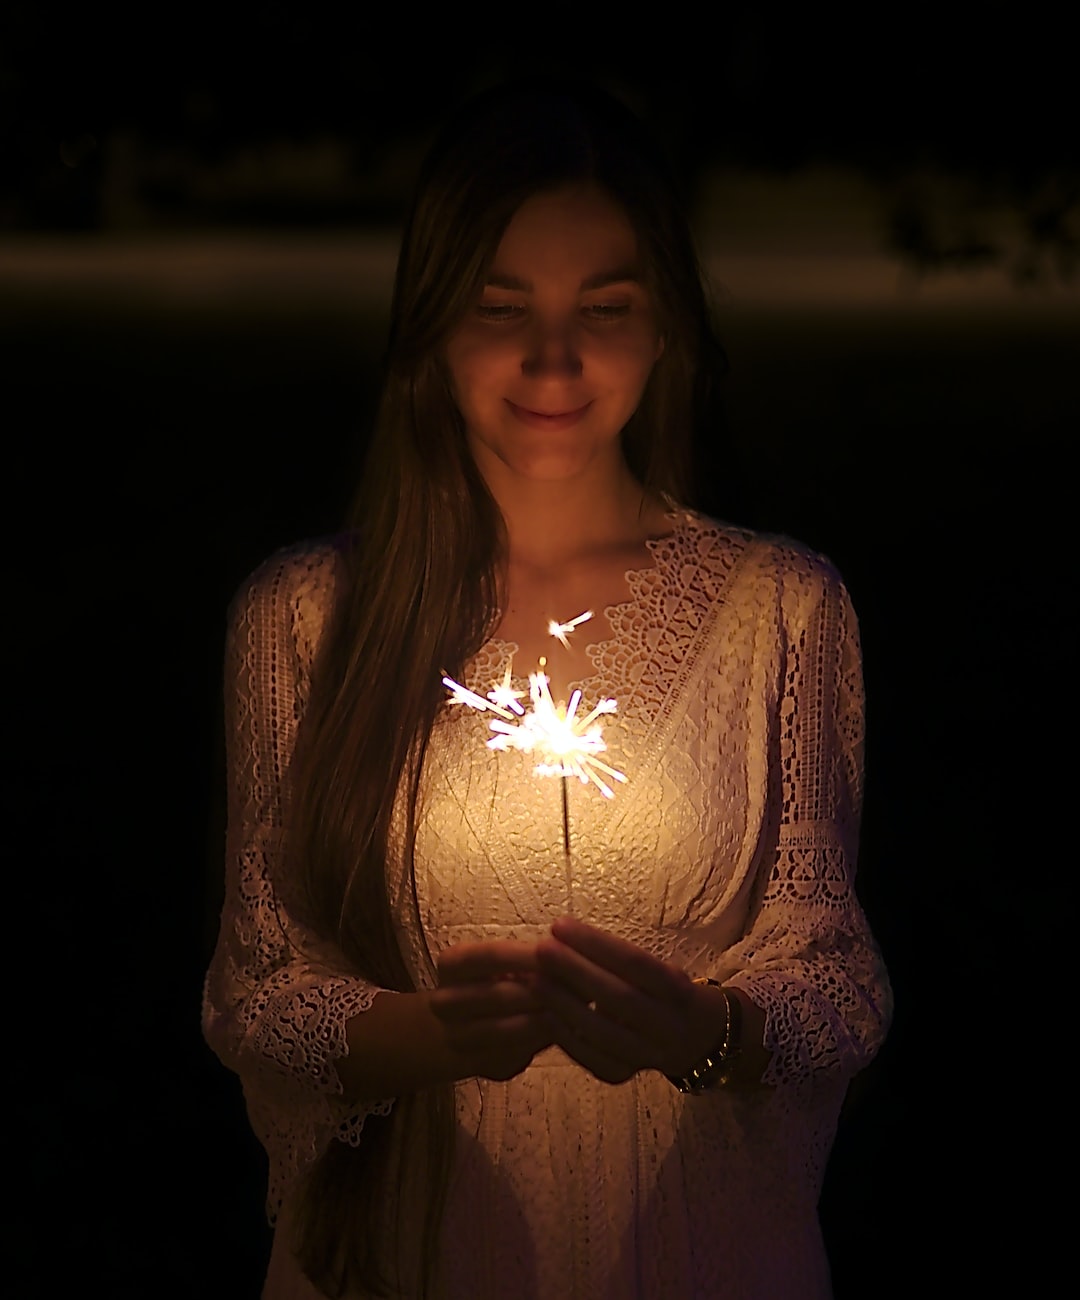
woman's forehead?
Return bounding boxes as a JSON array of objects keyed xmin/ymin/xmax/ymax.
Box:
[{"xmin": 485, "ymin": 185, "xmax": 643, "ymax": 285}]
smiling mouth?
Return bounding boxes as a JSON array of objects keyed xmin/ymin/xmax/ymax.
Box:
[{"xmin": 506, "ymin": 400, "xmax": 592, "ymax": 427}]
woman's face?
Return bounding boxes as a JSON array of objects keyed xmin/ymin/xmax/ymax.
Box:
[{"xmin": 445, "ymin": 184, "xmax": 663, "ymax": 489}]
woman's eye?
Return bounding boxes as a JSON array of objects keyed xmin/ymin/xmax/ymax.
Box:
[
  {"xmin": 476, "ymin": 303, "xmax": 524, "ymax": 321},
  {"xmin": 583, "ymin": 303, "xmax": 632, "ymax": 320}
]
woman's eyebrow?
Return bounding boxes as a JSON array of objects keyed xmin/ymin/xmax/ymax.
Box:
[
  {"xmin": 580, "ymin": 267, "xmax": 642, "ymax": 290},
  {"xmin": 485, "ymin": 273, "xmax": 531, "ymax": 290},
  {"xmin": 484, "ymin": 267, "xmax": 643, "ymax": 292}
]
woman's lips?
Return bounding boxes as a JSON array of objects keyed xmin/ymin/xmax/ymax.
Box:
[{"xmin": 506, "ymin": 399, "xmax": 592, "ymax": 430}]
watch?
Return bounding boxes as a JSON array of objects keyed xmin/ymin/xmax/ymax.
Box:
[{"xmin": 665, "ymin": 978, "xmax": 742, "ymax": 1094}]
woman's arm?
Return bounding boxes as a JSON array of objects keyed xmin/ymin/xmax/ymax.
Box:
[
  {"xmin": 716, "ymin": 552, "xmax": 891, "ymax": 1090},
  {"xmin": 201, "ymin": 546, "xmax": 395, "ymax": 1215}
]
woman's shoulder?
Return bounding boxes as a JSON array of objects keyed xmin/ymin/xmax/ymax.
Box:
[
  {"xmin": 227, "ymin": 535, "xmax": 349, "ymax": 647},
  {"xmin": 668, "ymin": 508, "xmax": 846, "ymax": 594},
  {"xmin": 233, "ymin": 534, "xmax": 346, "ymax": 594}
]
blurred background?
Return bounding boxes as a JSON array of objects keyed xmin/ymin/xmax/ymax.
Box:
[{"xmin": 5, "ymin": 4, "xmax": 1075, "ymax": 1296}]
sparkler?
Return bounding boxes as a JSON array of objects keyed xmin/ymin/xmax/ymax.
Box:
[{"xmin": 442, "ymin": 611, "xmax": 626, "ymax": 889}]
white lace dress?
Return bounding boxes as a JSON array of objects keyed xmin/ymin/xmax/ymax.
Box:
[{"xmin": 203, "ymin": 511, "xmax": 891, "ymax": 1299}]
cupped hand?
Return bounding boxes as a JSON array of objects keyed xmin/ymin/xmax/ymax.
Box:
[
  {"xmin": 535, "ymin": 917, "xmax": 728, "ymax": 1085},
  {"xmin": 432, "ymin": 939, "xmax": 554, "ymax": 1082}
]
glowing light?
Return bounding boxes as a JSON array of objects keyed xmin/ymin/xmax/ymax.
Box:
[
  {"xmin": 441, "ymin": 610, "xmax": 626, "ymax": 798},
  {"xmin": 487, "ymin": 670, "xmax": 626, "ymax": 798},
  {"xmin": 548, "ymin": 610, "xmax": 593, "ymax": 650},
  {"xmin": 487, "ymin": 662, "xmax": 527, "ymax": 715}
]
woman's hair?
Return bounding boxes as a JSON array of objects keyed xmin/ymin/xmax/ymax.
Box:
[{"xmin": 283, "ymin": 78, "xmax": 728, "ymax": 1297}]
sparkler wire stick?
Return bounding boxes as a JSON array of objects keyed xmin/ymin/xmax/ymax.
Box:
[{"xmin": 561, "ymin": 774, "xmax": 570, "ymax": 859}]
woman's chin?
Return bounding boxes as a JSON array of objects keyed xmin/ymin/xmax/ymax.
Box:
[
  {"xmin": 498, "ymin": 457, "xmax": 608, "ymax": 487},
  {"xmin": 471, "ymin": 439, "xmax": 628, "ymax": 490}
]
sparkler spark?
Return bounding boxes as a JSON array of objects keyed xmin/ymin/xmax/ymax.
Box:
[
  {"xmin": 486, "ymin": 662, "xmax": 526, "ymax": 715},
  {"xmin": 441, "ymin": 610, "xmax": 626, "ymax": 798},
  {"xmin": 548, "ymin": 610, "xmax": 593, "ymax": 649}
]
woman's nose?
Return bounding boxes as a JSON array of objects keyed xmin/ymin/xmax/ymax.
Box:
[{"xmin": 521, "ymin": 321, "xmax": 583, "ymax": 378}]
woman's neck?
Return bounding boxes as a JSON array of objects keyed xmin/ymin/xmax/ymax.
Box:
[{"xmin": 490, "ymin": 464, "xmax": 669, "ymax": 575}]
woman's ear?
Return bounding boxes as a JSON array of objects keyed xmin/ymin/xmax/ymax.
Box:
[{"xmin": 654, "ymin": 335, "xmax": 665, "ymax": 362}]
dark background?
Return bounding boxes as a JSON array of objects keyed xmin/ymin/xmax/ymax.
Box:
[{"xmin": 6, "ymin": 6, "xmax": 1075, "ymax": 1296}]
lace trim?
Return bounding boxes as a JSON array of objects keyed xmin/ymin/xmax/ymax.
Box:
[{"xmin": 725, "ymin": 838, "xmax": 891, "ymax": 1091}]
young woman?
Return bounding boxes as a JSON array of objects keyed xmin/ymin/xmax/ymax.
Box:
[{"xmin": 204, "ymin": 80, "xmax": 891, "ymax": 1299}]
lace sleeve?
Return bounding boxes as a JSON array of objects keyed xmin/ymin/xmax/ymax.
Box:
[
  {"xmin": 201, "ymin": 544, "xmax": 393, "ymax": 1217},
  {"xmin": 723, "ymin": 552, "xmax": 892, "ymax": 1091}
]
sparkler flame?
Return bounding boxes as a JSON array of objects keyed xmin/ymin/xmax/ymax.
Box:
[{"xmin": 442, "ymin": 610, "xmax": 626, "ymax": 799}]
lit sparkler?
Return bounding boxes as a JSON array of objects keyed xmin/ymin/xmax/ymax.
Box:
[
  {"xmin": 486, "ymin": 669, "xmax": 626, "ymax": 799},
  {"xmin": 442, "ymin": 612, "xmax": 626, "ymax": 879}
]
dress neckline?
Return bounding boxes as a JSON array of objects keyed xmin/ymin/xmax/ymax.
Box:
[{"xmin": 476, "ymin": 506, "xmax": 697, "ymax": 698}]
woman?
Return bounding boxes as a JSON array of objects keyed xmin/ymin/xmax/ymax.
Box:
[{"xmin": 204, "ymin": 80, "xmax": 891, "ymax": 1298}]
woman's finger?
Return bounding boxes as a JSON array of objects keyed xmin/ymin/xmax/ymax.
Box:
[
  {"xmin": 430, "ymin": 979, "xmax": 543, "ymax": 1024},
  {"xmin": 536, "ymin": 938, "xmax": 686, "ymax": 1045},
  {"xmin": 445, "ymin": 1011, "xmax": 550, "ymax": 1053},
  {"xmin": 437, "ymin": 940, "xmax": 540, "ymax": 986},
  {"xmin": 539, "ymin": 979, "xmax": 645, "ymax": 1083},
  {"xmin": 548, "ymin": 916, "xmax": 694, "ymax": 1003}
]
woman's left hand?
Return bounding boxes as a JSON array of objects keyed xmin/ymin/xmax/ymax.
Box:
[{"xmin": 535, "ymin": 916, "xmax": 731, "ymax": 1085}]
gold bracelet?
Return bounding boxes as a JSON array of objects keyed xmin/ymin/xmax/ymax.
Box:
[{"xmin": 665, "ymin": 978, "xmax": 742, "ymax": 1094}]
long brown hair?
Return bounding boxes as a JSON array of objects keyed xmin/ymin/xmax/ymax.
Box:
[{"xmin": 283, "ymin": 78, "xmax": 727, "ymax": 1296}]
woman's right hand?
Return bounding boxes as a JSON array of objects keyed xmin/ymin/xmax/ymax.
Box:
[{"xmin": 432, "ymin": 940, "xmax": 553, "ymax": 1082}]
